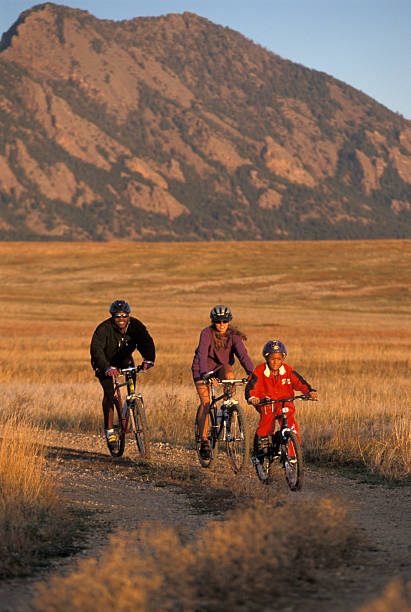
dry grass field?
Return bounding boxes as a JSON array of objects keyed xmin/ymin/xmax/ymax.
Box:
[
  {"xmin": 0, "ymin": 240, "xmax": 409, "ymax": 479},
  {"xmin": 0, "ymin": 240, "xmax": 409, "ymax": 607}
]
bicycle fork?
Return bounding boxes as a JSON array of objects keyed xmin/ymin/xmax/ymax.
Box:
[{"xmin": 123, "ymin": 393, "xmax": 143, "ymax": 433}]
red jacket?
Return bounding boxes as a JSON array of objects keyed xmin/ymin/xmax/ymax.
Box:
[{"xmin": 245, "ymin": 362, "xmax": 313, "ymax": 417}]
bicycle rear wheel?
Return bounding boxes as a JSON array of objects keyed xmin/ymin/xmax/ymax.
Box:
[
  {"xmin": 108, "ymin": 399, "xmax": 125, "ymax": 457},
  {"xmin": 226, "ymin": 405, "xmax": 249, "ymax": 474},
  {"xmin": 195, "ymin": 406, "xmax": 217, "ymax": 469},
  {"xmin": 132, "ymin": 397, "xmax": 151, "ymax": 460},
  {"xmin": 281, "ymin": 431, "xmax": 303, "ymax": 491}
]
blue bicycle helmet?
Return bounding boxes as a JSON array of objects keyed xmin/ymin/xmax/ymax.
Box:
[
  {"xmin": 262, "ymin": 340, "xmax": 287, "ymax": 357},
  {"xmin": 109, "ymin": 299, "xmax": 131, "ymax": 315}
]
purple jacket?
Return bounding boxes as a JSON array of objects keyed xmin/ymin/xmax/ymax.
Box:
[{"xmin": 192, "ymin": 326, "xmax": 254, "ymax": 380}]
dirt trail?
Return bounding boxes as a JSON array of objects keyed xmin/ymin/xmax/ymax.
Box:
[{"xmin": 0, "ymin": 431, "xmax": 409, "ymax": 611}]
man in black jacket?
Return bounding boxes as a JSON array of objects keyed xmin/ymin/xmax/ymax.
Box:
[{"xmin": 90, "ymin": 299, "xmax": 155, "ymax": 450}]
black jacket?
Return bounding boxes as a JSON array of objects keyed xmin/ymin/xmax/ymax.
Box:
[{"xmin": 90, "ymin": 317, "xmax": 155, "ymax": 376}]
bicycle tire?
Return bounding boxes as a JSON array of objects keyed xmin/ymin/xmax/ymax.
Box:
[
  {"xmin": 108, "ymin": 399, "xmax": 125, "ymax": 458},
  {"xmin": 132, "ymin": 397, "xmax": 151, "ymax": 460},
  {"xmin": 195, "ymin": 405, "xmax": 217, "ymax": 469},
  {"xmin": 281, "ymin": 431, "xmax": 303, "ymax": 491},
  {"xmin": 253, "ymin": 433, "xmax": 274, "ymax": 485},
  {"xmin": 226, "ymin": 404, "xmax": 249, "ymax": 474}
]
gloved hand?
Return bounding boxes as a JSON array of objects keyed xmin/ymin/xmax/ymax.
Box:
[
  {"xmin": 105, "ymin": 367, "xmax": 118, "ymax": 377},
  {"xmin": 201, "ymin": 370, "xmax": 215, "ymax": 382},
  {"xmin": 142, "ymin": 360, "xmax": 154, "ymax": 370}
]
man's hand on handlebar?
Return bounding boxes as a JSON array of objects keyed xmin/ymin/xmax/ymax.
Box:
[
  {"xmin": 142, "ymin": 360, "xmax": 154, "ymax": 371},
  {"xmin": 105, "ymin": 366, "xmax": 118, "ymax": 377}
]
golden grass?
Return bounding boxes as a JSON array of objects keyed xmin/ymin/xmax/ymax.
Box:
[
  {"xmin": 0, "ymin": 416, "xmax": 76, "ymax": 577},
  {"xmin": 34, "ymin": 496, "xmax": 360, "ymax": 611},
  {"xmin": 0, "ymin": 240, "xmax": 409, "ymax": 481}
]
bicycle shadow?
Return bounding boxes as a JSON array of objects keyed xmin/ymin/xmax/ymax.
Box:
[{"xmin": 45, "ymin": 444, "xmax": 138, "ymax": 470}]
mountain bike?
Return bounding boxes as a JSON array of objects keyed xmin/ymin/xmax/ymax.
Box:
[
  {"xmin": 195, "ymin": 375, "xmax": 249, "ymax": 473},
  {"xmin": 109, "ymin": 365, "xmax": 151, "ymax": 459},
  {"xmin": 252, "ymin": 395, "xmax": 316, "ymax": 490}
]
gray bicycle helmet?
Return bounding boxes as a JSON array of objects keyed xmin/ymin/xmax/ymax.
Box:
[
  {"xmin": 109, "ymin": 299, "xmax": 131, "ymax": 315},
  {"xmin": 262, "ymin": 340, "xmax": 287, "ymax": 357},
  {"xmin": 210, "ymin": 304, "xmax": 232, "ymax": 323}
]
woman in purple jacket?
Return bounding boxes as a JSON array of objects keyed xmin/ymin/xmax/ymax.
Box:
[{"xmin": 192, "ymin": 305, "xmax": 254, "ymax": 459}]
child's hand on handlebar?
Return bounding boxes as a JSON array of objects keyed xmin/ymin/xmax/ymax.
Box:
[{"xmin": 309, "ymin": 390, "xmax": 318, "ymax": 400}]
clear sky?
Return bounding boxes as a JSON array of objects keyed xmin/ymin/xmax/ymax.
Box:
[{"xmin": 1, "ymin": 0, "xmax": 410, "ymax": 119}]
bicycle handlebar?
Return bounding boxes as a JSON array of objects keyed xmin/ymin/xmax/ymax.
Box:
[
  {"xmin": 255, "ymin": 395, "xmax": 316, "ymax": 407},
  {"xmin": 204, "ymin": 377, "xmax": 248, "ymax": 385},
  {"xmin": 118, "ymin": 365, "xmax": 144, "ymax": 375},
  {"xmin": 203, "ymin": 371, "xmax": 248, "ymax": 384}
]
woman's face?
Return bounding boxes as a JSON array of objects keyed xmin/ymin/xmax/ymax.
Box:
[{"xmin": 215, "ymin": 321, "xmax": 229, "ymax": 334}]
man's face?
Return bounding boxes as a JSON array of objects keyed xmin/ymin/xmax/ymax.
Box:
[
  {"xmin": 266, "ymin": 353, "xmax": 284, "ymax": 372},
  {"xmin": 112, "ymin": 312, "xmax": 129, "ymax": 330}
]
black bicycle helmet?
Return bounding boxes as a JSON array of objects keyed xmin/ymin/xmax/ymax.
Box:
[
  {"xmin": 109, "ymin": 299, "xmax": 131, "ymax": 315},
  {"xmin": 210, "ymin": 304, "xmax": 233, "ymax": 323},
  {"xmin": 262, "ymin": 340, "xmax": 287, "ymax": 357}
]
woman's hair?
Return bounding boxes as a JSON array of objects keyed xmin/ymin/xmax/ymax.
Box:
[{"xmin": 210, "ymin": 324, "xmax": 247, "ymax": 350}]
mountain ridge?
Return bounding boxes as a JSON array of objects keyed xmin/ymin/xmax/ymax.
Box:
[{"xmin": 0, "ymin": 2, "xmax": 410, "ymax": 240}]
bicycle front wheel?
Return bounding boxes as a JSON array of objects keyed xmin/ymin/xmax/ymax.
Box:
[
  {"xmin": 132, "ymin": 397, "xmax": 151, "ymax": 460},
  {"xmin": 226, "ymin": 405, "xmax": 249, "ymax": 474},
  {"xmin": 109, "ymin": 399, "xmax": 125, "ymax": 458},
  {"xmin": 281, "ymin": 431, "xmax": 303, "ymax": 491},
  {"xmin": 195, "ymin": 406, "xmax": 217, "ymax": 469},
  {"xmin": 253, "ymin": 433, "xmax": 273, "ymax": 485}
]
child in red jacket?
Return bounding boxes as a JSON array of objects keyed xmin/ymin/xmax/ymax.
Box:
[{"xmin": 245, "ymin": 340, "xmax": 317, "ymax": 459}]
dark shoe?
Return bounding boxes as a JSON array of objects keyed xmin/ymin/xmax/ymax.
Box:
[
  {"xmin": 254, "ymin": 435, "xmax": 269, "ymax": 460},
  {"xmin": 199, "ymin": 439, "xmax": 211, "ymax": 460}
]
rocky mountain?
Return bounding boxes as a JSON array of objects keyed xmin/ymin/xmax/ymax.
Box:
[{"xmin": 0, "ymin": 2, "xmax": 410, "ymax": 240}]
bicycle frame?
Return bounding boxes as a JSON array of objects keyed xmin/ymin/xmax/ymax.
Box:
[
  {"xmin": 207, "ymin": 378, "xmax": 247, "ymax": 442},
  {"xmin": 195, "ymin": 375, "xmax": 250, "ymax": 473},
  {"xmin": 253, "ymin": 395, "xmax": 315, "ymax": 489},
  {"xmin": 109, "ymin": 364, "xmax": 152, "ymax": 460}
]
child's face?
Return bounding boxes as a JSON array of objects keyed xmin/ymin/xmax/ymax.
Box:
[{"xmin": 266, "ymin": 353, "xmax": 285, "ymax": 372}]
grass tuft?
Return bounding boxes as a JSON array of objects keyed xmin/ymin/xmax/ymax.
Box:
[
  {"xmin": 34, "ymin": 496, "xmax": 361, "ymax": 611},
  {"xmin": 0, "ymin": 416, "xmax": 83, "ymax": 577}
]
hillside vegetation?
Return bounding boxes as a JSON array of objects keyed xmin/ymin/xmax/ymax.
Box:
[{"xmin": 0, "ymin": 3, "xmax": 410, "ymax": 240}]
